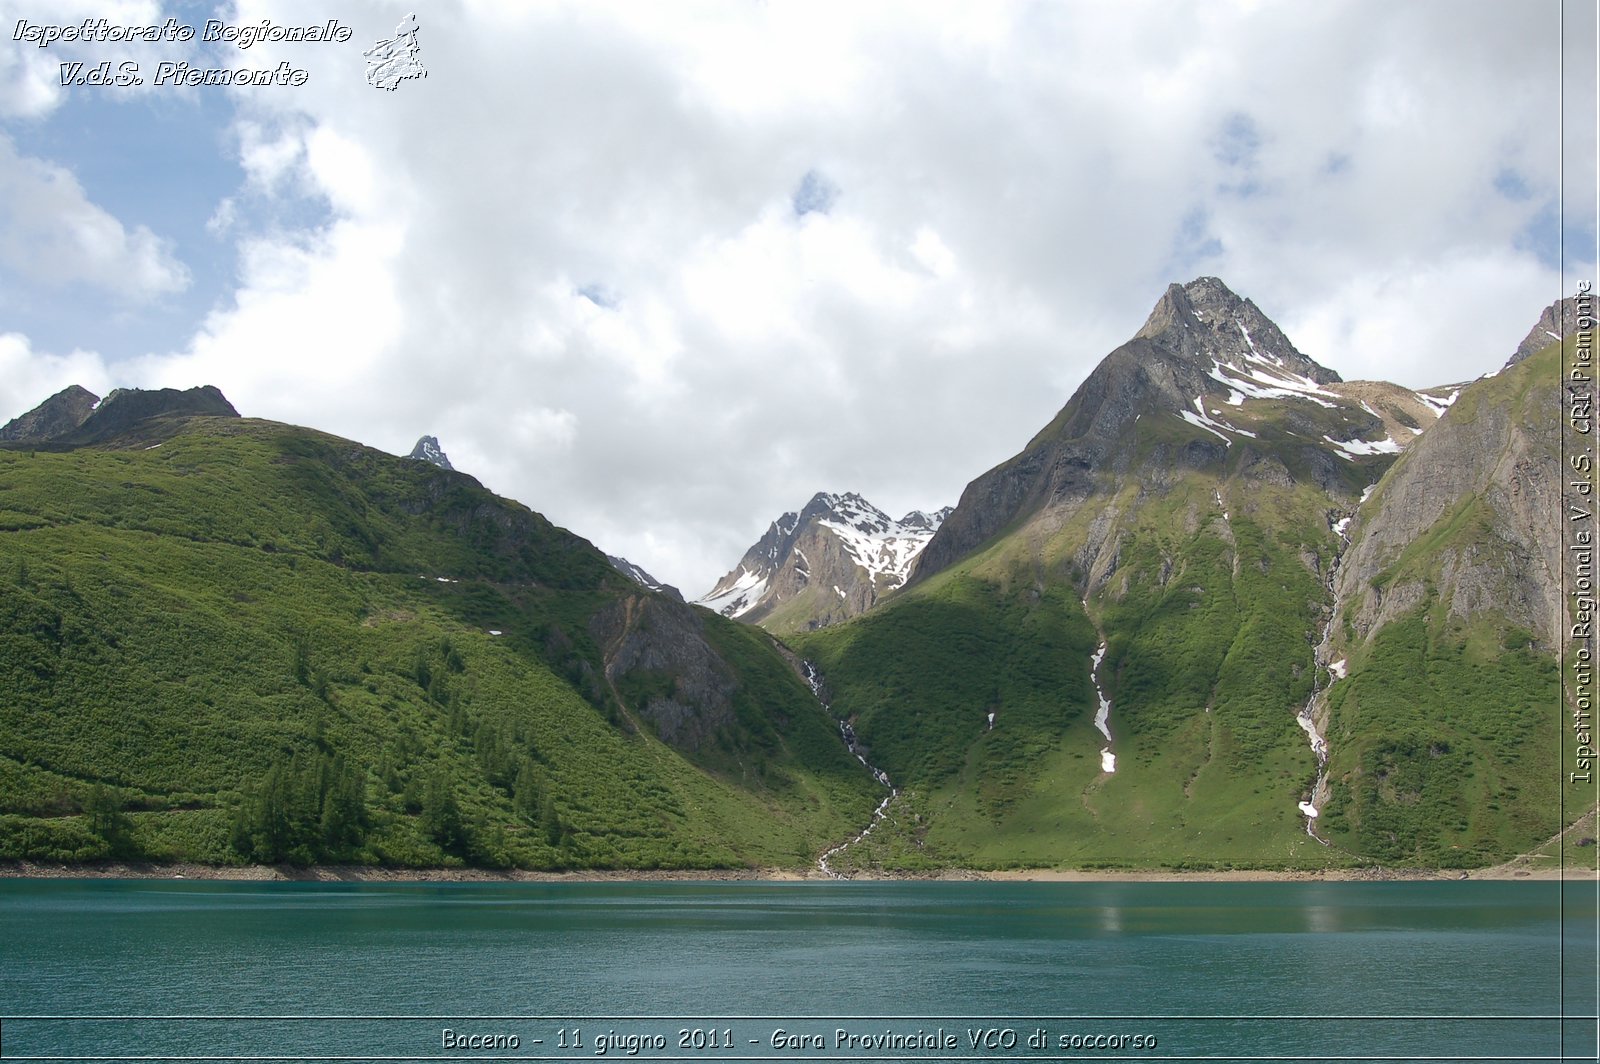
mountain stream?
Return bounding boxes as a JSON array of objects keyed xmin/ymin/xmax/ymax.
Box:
[
  {"xmin": 803, "ymin": 661, "xmax": 896, "ymax": 878},
  {"xmin": 1297, "ymin": 512, "xmax": 1355, "ymax": 844}
]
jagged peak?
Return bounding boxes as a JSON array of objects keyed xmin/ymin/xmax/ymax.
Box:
[
  {"xmin": 1134, "ymin": 277, "xmax": 1247, "ymax": 340},
  {"xmin": 407, "ymin": 434, "xmax": 454, "ymax": 471},
  {"xmin": 1132, "ymin": 276, "xmax": 1340, "ymax": 387},
  {"xmin": 1507, "ymin": 294, "xmax": 1584, "ymax": 368},
  {"xmin": 0, "ymin": 384, "xmax": 100, "ymax": 443},
  {"xmin": 697, "ymin": 490, "xmax": 953, "ymax": 624},
  {"xmin": 606, "ymin": 554, "xmax": 684, "ymax": 602},
  {"xmin": 898, "ymin": 505, "xmax": 956, "ymax": 530}
]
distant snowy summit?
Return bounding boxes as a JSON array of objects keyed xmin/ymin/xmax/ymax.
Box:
[
  {"xmin": 697, "ymin": 491, "xmax": 952, "ymax": 632},
  {"xmin": 407, "ymin": 435, "xmax": 454, "ymax": 471}
]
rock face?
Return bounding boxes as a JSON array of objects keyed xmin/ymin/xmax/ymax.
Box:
[
  {"xmin": 1334, "ymin": 338, "xmax": 1564, "ymax": 647},
  {"xmin": 1506, "ymin": 295, "xmax": 1582, "ymax": 368},
  {"xmin": 9, "ymin": 386, "xmax": 240, "ymax": 449},
  {"xmin": 0, "ymin": 385, "xmax": 100, "ymax": 443},
  {"xmin": 607, "ymin": 554, "xmax": 685, "ymax": 602},
  {"xmin": 697, "ymin": 492, "xmax": 952, "ymax": 631},
  {"xmin": 909, "ymin": 276, "xmax": 1408, "ymax": 587},
  {"xmin": 797, "ymin": 276, "xmax": 1571, "ymax": 868},
  {"xmin": 407, "ymin": 435, "xmax": 454, "ymax": 471},
  {"xmin": 589, "ymin": 593, "xmax": 737, "ymax": 751}
]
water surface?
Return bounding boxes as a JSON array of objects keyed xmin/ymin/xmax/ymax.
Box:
[{"xmin": 1, "ymin": 879, "xmax": 1591, "ymax": 1061}]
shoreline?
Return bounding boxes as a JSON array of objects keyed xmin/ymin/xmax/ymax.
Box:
[{"xmin": 1, "ymin": 859, "xmax": 1587, "ymax": 883}]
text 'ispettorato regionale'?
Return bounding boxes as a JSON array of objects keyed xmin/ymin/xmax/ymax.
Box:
[{"xmin": 13, "ymin": 17, "xmax": 353, "ymax": 87}]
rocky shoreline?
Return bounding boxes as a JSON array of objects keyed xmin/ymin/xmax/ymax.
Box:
[{"xmin": 0, "ymin": 859, "xmax": 1585, "ymax": 883}]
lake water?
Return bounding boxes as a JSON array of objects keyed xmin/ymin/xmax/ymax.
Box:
[{"xmin": 0, "ymin": 879, "xmax": 1593, "ymax": 1062}]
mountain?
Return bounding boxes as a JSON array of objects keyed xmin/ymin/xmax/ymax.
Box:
[
  {"xmin": 910, "ymin": 276, "xmax": 1437, "ymax": 586},
  {"xmin": 607, "ymin": 554, "xmax": 685, "ymax": 602},
  {"xmin": 0, "ymin": 385, "xmax": 100, "ymax": 443},
  {"xmin": 697, "ymin": 492, "xmax": 952, "ymax": 632},
  {"xmin": 1305, "ymin": 341, "xmax": 1562, "ymax": 861},
  {"xmin": 1, "ymin": 385, "xmax": 237, "ymax": 449},
  {"xmin": 407, "ymin": 435, "xmax": 454, "ymax": 471},
  {"xmin": 1507, "ymin": 294, "xmax": 1582, "ymax": 368},
  {"xmin": 794, "ymin": 276, "xmax": 1565, "ymax": 873},
  {"xmin": 0, "ymin": 400, "xmax": 876, "ymax": 870}
]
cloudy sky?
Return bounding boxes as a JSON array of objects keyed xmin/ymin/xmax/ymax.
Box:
[{"xmin": 2, "ymin": 1, "xmax": 1596, "ymax": 596}]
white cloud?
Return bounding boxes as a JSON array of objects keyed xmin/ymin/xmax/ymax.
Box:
[
  {"xmin": 0, "ymin": 1, "xmax": 193, "ymax": 118},
  {"xmin": 0, "ymin": 333, "xmax": 114, "ymax": 421},
  {"xmin": 5, "ymin": 0, "xmax": 1585, "ymax": 595},
  {"xmin": 1283, "ymin": 256, "xmax": 1560, "ymax": 389},
  {"xmin": 0, "ymin": 136, "xmax": 190, "ymax": 300},
  {"xmin": 130, "ymin": 218, "xmax": 406, "ymax": 427}
]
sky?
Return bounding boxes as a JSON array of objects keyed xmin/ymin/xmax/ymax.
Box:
[{"xmin": 1, "ymin": 0, "xmax": 1597, "ymax": 598}]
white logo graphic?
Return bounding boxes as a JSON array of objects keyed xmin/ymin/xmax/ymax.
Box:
[{"xmin": 364, "ymin": 13, "xmax": 425, "ymax": 90}]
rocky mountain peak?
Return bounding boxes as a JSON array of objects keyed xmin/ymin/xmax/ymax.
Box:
[
  {"xmin": 1135, "ymin": 276, "xmax": 1340, "ymax": 387},
  {"xmin": 407, "ymin": 435, "xmax": 454, "ymax": 471},
  {"xmin": 697, "ymin": 490, "xmax": 952, "ymax": 629},
  {"xmin": 3, "ymin": 384, "xmax": 241, "ymax": 448},
  {"xmin": 0, "ymin": 385, "xmax": 239, "ymax": 449},
  {"xmin": 898, "ymin": 506, "xmax": 956, "ymax": 532},
  {"xmin": 1507, "ymin": 294, "xmax": 1583, "ymax": 368},
  {"xmin": 606, "ymin": 554, "xmax": 685, "ymax": 602},
  {"xmin": 0, "ymin": 384, "xmax": 100, "ymax": 443},
  {"xmin": 910, "ymin": 278, "xmax": 1405, "ymax": 587}
]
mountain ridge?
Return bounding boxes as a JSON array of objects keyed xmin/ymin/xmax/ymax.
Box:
[
  {"xmin": 0, "ymin": 405, "xmax": 876, "ymax": 869},
  {"xmin": 0, "ymin": 275, "xmax": 1582, "ymax": 873}
]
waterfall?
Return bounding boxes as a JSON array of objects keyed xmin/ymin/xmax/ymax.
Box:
[
  {"xmin": 803, "ymin": 660, "xmax": 897, "ymax": 877},
  {"xmin": 1083, "ymin": 593, "xmax": 1116, "ymax": 774},
  {"xmin": 1297, "ymin": 512, "xmax": 1353, "ymax": 844},
  {"xmin": 1090, "ymin": 640, "xmax": 1115, "ymax": 773}
]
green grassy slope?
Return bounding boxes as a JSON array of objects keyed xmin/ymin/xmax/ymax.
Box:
[
  {"xmin": 797, "ymin": 408, "xmax": 1369, "ymax": 872},
  {"xmin": 801, "ymin": 343, "xmax": 1569, "ymax": 872},
  {"xmin": 0, "ymin": 417, "xmax": 876, "ymax": 868},
  {"xmin": 1315, "ymin": 343, "xmax": 1565, "ymax": 866}
]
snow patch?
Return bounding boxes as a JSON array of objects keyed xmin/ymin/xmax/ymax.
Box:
[
  {"xmin": 699, "ymin": 494, "xmax": 950, "ymax": 618},
  {"xmin": 1088, "ymin": 640, "xmax": 1116, "ymax": 774},
  {"xmin": 817, "ymin": 507, "xmax": 943, "ymax": 591},
  {"xmin": 1328, "ymin": 658, "xmax": 1348, "ymax": 680},
  {"xmin": 1090, "ymin": 642, "xmax": 1112, "ymax": 742},
  {"xmin": 1207, "ymin": 356, "xmax": 1339, "ymax": 408},
  {"xmin": 1323, "ymin": 434, "xmax": 1402, "ymax": 460},
  {"xmin": 698, "ymin": 566, "xmax": 770, "ymax": 618},
  {"xmin": 1417, "ymin": 389, "xmax": 1460, "ymax": 418},
  {"xmin": 1181, "ymin": 398, "xmax": 1238, "ymax": 445}
]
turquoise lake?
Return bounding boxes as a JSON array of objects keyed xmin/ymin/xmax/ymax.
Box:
[{"xmin": 0, "ymin": 879, "xmax": 1594, "ymax": 1062}]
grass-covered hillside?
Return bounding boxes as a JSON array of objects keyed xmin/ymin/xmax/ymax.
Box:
[
  {"xmin": 796, "ymin": 341, "xmax": 1569, "ymax": 873},
  {"xmin": 0, "ymin": 413, "xmax": 877, "ymax": 869},
  {"xmin": 796, "ymin": 421, "xmax": 1365, "ymax": 872},
  {"xmin": 1313, "ymin": 342, "xmax": 1566, "ymax": 865}
]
